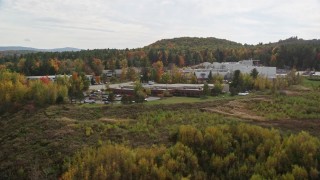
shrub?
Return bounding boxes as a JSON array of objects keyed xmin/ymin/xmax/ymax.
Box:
[
  {"xmin": 211, "ymin": 83, "xmax": 223, "ymax": 96},
  {"xmin": 163, "ymin": 90, "xmax": 173, "ymax": 97}
]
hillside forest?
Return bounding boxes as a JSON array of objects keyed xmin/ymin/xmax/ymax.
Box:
[{"xmin": 0, "ymin": 37, "xmax": 320, "ymax": 77}]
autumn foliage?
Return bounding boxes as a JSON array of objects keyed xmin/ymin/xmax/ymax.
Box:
[
  {"xmin": 61, "ymin": 124, "xmax": 320, "ymax": 179},
  {"xmin": 152, "ymin": 61, "xmax": 164, "ymax": 83},
  {"xmin": 0, "ymin": 70, "xmax": 68, "ymax": 113}
]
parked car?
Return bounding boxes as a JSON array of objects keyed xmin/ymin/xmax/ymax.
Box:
[
  {"xmin": 90, "ymin": 94, "xmax": 98, "ymax": 97},
  {"xmin": 84, "ymin": 99, "xmax": 95, "ymax": 104},
  {"xmin": 103, "ymin": 100, "xmax": 110, "ymax": 104},
  {"xmin": 238, "ymin": 92, "xmax": 249, "ymax": 96},
  {"xmin": 102, "ymin": 98, "xmax": 108, "ymax": 101}
]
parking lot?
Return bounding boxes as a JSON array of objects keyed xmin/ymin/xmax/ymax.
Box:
[{"xmin": 85, "ymin": 84, "xmax": 161, "ymax": 104}]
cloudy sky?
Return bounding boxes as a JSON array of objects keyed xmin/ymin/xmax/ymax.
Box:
[{"xmin": 0, "ymin": 0, "xmax": 319, "ymax": 49}]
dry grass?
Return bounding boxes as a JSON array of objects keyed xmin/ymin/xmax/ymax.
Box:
[{"xmin": 201, "ymin": 97, "xmax": 270, "ymax": 121}]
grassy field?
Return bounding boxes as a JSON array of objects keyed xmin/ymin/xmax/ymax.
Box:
[
  {"xmin": 146, "ymin": 94, "xmax": 246, "ymax": 105},
  {"xmin": 147, "ymin": 96, "xmax": 216, "ymax": 105},
  {"xmin": 302, "ymin": 78, "xmax": 320, "ymax": 89}
]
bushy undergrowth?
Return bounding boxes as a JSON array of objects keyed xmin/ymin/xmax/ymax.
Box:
[
  {"xmin": 2, "ymin": 90, "xmax": 320, "ymax": 179},
  {"xmin": 251, "ymin": 93, "xmax": 320, "ymax": 120},
  {"xmin": 61, "ymin": 124, "xmax": 320, "ymax": 180}
]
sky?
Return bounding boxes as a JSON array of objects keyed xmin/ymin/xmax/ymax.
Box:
[{"xmin": 0, "ymin": 0, "xmax": 319, "ymax": 49}]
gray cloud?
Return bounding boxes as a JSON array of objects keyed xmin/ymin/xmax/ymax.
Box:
[{"xmin": 0, "ymin": 0, "xmax": 319, "ymax": 49}]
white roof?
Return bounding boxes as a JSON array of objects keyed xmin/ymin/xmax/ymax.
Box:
[{"xmin": 314, "ymin": 72, "xmax": 320, "ymax": 76}]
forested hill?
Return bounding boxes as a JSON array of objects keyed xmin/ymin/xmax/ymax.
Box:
[
  {"xmin": 0, "ymin": 37, "xmax": 320, "ymax": 76},
  {"xmin": 146, "ymin": 37, "xmax": 243, "ymax": 50},
  {"xmin": 269, "ymin": 37, "xmax": 320, "ymax": 46},
  {"xmin": 146, "ymin": 36, "xmax": 320, "ymax": 69},
  {"xmin": 146, "ymin": 37, "xmax": 320, "ymax": 50}
]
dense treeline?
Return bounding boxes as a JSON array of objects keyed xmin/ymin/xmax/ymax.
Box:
[
  {"xmin": 62, "ymin": 124, "xmax": 320, "ymax": 179},
  {"xmin": 1, "ymin": 37, "xmax": 320, "ymax": 76},
  {"xmin": 148, "ymin": 37, "xmax": 243, "ymax": 50},
  {"xmin": 0, "ymin": 48, "xmax": 147, "ymax": 76},
  {"xmin": 0, "ymin": 70, "xmax": 88, "ymax": 114}
]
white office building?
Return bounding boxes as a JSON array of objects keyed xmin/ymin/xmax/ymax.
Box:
[{"xmin": 183, "ymin": 60, "xmax": 276, "ymax": 79}]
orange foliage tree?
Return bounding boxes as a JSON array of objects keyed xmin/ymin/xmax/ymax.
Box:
[{"xmin": 152, "ymin": 61, "xmax": 164, "ymax": 83}]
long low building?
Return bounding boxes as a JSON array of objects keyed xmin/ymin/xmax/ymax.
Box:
[
  {"xmin": 110, "ymin": 83, "xmax": 229, "ymax": 97},
  {"xmin": 110, "ymin": 87, "xmax": 203, "ymax": 97}
]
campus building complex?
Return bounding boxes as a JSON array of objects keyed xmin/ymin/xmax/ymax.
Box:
[{"xmin": 183, "ymin": 60, "xmax": 276, "ymax": 80}]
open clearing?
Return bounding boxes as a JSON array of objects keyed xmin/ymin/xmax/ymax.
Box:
[
  {"xmin": 201, "ymin": 97, "xmax": 269, "ymax": 121},
  {"xmin": 201, "ymin": 94, "xmax": 320, "ymax": 137}
]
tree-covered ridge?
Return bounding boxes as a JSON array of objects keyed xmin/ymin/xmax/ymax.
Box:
[
  {"xmin": 146, "ymin": 37, "xmax": 243, "ymax": 50},
  {"xmin": 1, "ymin": 37, "xmax": 320, "ymax": 74},
  {"xmin": 270, "ymin": 37, "xmax": 320, "ymax": 46}
]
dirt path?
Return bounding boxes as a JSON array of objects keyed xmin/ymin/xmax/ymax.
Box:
[
  {"xmin": 201, "ymin": 97, "xmax": 269, "ymax": 121},
  {"xmin": 251, "ymin": 119, "xmax": 320, "ymax": 137},
  {"xmin": 201, "ymin": 97, "xmax": 320, "ymax": 137},
  {"xmin": 98, "ymin": 117, "xmax": 132, "ymax": 123}
]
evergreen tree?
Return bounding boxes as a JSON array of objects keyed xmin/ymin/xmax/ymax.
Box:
[
  {"xmin": 250, "ymin": 68, "xmax": 259, "ymax": 79},
  {"xmin": 230, "ymin": 70, "xmax": 243, "ymax": 95},
  {"xmin": 207, "ymin": 71, "xmax": 213, "ymax": 83},
  {"xmin": 203, "ymin": 82, "xmax": 210, "ymax": 96}
]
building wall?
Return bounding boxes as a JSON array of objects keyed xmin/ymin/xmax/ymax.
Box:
[
  {"xmin": 26, "ymin": 75, "xmax": 93, "ymax": 82},
  {"xmin": 185, "ymin": 60, "xmax": 276, "ymax": 79}
]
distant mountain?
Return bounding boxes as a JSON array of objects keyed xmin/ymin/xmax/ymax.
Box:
[
  {"xmin": 146, "ymin": 37, "xmax": 243, "ymax": 50},
  {"xmin": 0, "ymin": 46, "xmax": 38, "ymax": 51},
  {"xmin": 0, "ymin": 46, "xmax": 82, "ymax": 52},
  {"xmin": 49, "ymin": 47, "xmax": 82, "ymax": 52}
]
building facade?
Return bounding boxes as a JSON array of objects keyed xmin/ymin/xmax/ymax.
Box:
[{"xmin": 183, "ymin": 60, "xmax": 276, "ymax": 80}]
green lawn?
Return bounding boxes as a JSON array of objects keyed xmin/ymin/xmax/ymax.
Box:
[
  {"xmin": 146, "ymin": 94, "xmax": 243, "ymax": 105},
  {"xmin": 79, "ymin": 101, "xmax": 122, "ymax": 108},
  {"xmin": 302, "ymin": 78, "xmax": 320, "ymax": 89},
  {"xmin": 79, "ymin": 103, "xmax": 105, "ymax": 108}
]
